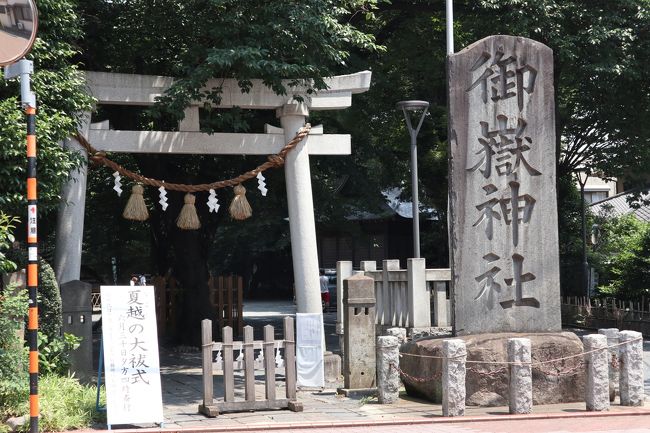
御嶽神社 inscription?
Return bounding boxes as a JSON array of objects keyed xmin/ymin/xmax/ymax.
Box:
[{"xmin": 448, "ymin": 35, "xmax": 561, "ymax": 335}]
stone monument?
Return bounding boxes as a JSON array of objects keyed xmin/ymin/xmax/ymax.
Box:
[
  {"xmin": 448, "ymin": 35, "xmax": 560, "ymax": 334},
  {"xmin": 399, "ymin": 36, "xmax": 584, "ymax": 407}
]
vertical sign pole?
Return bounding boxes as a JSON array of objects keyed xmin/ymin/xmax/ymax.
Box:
[
  {"xmin": 6, "ymin": 59, "xmax": 39, "ymax": 433},
  {"xmin": 26, "ymin": 84, "xmax": 39, "ymax": 433},
  {"xmin": 2, "ymin": 3, "xmax": 42, "ymax": 429}
]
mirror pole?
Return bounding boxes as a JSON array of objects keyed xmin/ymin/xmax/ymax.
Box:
[{"xmin": 5, "ymin": 59, "xmax": 36, "ymax": 108}]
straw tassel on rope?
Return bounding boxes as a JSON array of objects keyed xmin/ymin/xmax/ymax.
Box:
[
  {"xmin": 123, "ymin": 184, "xmax": 149, "ymax": 221},
  {"xmin": 177, "ymin": 193, "xmax": 201, "ymax": 230},
  {"xmin": 229, "ymin": 184, "xmax": 252, "ymax": 220}
]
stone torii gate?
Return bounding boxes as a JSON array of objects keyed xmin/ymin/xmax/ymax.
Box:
[{"xmin": 53, "ymin": 70, "xmax": 371, "ymax": 320}]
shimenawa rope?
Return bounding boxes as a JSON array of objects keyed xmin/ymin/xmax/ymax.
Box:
[{"xmin": 74, "ymin": 124, "xmax": 312, "ymax": 193}]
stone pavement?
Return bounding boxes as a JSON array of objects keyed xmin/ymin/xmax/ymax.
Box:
[
  {"xmin": 98, "ymin": 300, "xmax": 650, "ymax": 432},
  {"xmin": 149, "ymin": 413, "xmax": 650, "ymax": 433}
]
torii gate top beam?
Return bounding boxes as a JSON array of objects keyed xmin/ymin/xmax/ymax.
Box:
[{"xmin": 83, "ymin": 70, "xmax": 372, "ymax": 110}]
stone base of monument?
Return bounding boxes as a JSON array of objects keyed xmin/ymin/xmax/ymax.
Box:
[
  {"xmin": 336, "ymin": 387, "xmax": 378, "ymax": 398},
  {"xmin": 400, "ymin": 332, "xmax": 585, "ymax": 406}
]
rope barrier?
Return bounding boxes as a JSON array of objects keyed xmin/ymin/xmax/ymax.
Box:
[
  {"xmin": 397, "ymin": 336, "xmax": 642, "ymax": 367},
  {"xmin": 74, "ymin": 124, "xmax": 312, "ymax": 192},
  {"xmin": 391, "ymin": 336, "xmax": 641, "ymax": 382}
]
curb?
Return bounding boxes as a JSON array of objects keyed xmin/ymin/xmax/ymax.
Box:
[{"xmin": 81, "ymin": 407, "xmax": 650, "ymax": 433}]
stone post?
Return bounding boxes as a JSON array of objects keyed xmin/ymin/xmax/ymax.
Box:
[
  {"xmin": 584, "ymin": 334, "xmax": 609, "ymax": 411},
  {"xmin": 508, "ymin": 338, "xmax": 532, "ymax": 414},
  {"xmin": 407, "ymin": 258, "xmax": 430, "ymax": 328},
  {"xmin": 386, "ymin": 327, "xmax": 407, "ymax": 345},
  {"xmin": 376, "ymin": 336, "xmax": 400, "ymax": 404},
  {"xmin": 442, "ymin": 339, "xmax": 466, "ymax": 417},
  {"xmin": 54, "ymin": 111, "xmax": 91, "ymax": 285},
  {"xmin": 619, "ymin": 330, "xmax": 644, "ymax": 406},
  {"xmin": 598, "ymin": 328, "xmax": 619, "ymax": 402},
  {"xmin": 343, "ymin": 274, "xmax": 376, "ymax": 390},
  {"xmin": 278, "ymin": 102, "xmax": 321, "ymax": 319}
]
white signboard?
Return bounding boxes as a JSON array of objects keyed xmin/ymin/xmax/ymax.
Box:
[
  {"xmin": 101, "ymin": 286, "xmax": 163, "ymax": 426},
  {"xmin": 295, "ymin": 313, "xmax": 324, "ymax": 388}
]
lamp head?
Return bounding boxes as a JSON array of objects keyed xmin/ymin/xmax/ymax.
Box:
[{"xmin": 396, "ymin": 100, "xmax": 430, "ymax": 111}]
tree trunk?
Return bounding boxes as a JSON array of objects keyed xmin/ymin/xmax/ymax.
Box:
[
  {"xmin": 137, "ymin": 155, "xmax": 219, "ymax": 346},
  {"xmin": 171, "ymin": 227, "xmax": 216, "ymax": 346}
]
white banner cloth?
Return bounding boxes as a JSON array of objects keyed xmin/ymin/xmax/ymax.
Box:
[
  {"xmin": 295, "ymin": 313, "xmax": 324, "ymax": 388},
  {"xmin": 101, "ymin": 286, "xmax": 163, "ymax": 426}
]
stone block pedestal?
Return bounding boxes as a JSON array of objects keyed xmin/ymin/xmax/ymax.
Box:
[
  {"xmin": 324, "ymin": 352, "xmax": 341, "ymax": 383},
  {"xmin": 400, "ymin": 332, "xmax": 585, "ymax": 406}
]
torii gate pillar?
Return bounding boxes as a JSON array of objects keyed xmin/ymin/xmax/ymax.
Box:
[
  {"xmin": 53, "ymin": 112, "xmax": 91, "ymax": 285},
  {"xmin": 278, "ymin": 102, "xmax": 321, "ymax": 315}
]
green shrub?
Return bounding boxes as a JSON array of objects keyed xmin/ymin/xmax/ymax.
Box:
[
  {"xmin": 5, "ymin": 250, "xmax": 62, "ymax": 342},
  {"xmin": 8, "ymin": 375, "xmax": 106, "ymax": 432},
  {"xmin": 37, "ymin": 375, "xmax": 106, "ymax": 432},
  {"xmin": 1, "ymin": 289, "xmax": 98, "ymax": 431},
  {"xmin": 0, "ymin": 287, "xmax": 28, "ymax": 421},
  {"xmin": 38, "ymin": 333, "xmax": 82, "ymax": 377},
  {"xmin": 37, "ymin": 261, "xmax": 62, "ymax": 342},
  {"xmin": 0, "ymin": 213, "xmax": 19, "ymax": 274}
]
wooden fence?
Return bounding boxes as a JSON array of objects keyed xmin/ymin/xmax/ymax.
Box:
[
  {"xmin": 336, "ymin": 259, "xmax": 451, "ymax": 337},
  {"xmin": 562, "ymin": 296, "xmax": 650, "ymax": 336},
  {"xmin": 199, "ymin": 318, "xmax": 302, "ymax": 417}
]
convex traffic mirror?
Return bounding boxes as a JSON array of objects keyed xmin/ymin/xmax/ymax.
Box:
[{"xmin": 0, "ymin": 0, "xmax": 38, "ymax": 66}]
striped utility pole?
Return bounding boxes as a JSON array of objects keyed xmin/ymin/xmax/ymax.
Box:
[
  {"xmin": 2, "ymin": 3, "xmax": 40, "ymax": 431},
  {"xmin": 26, "ymin": 103, "xmax": 39, "ymax": 433},
  {"xmin": 6, "ymin": 59, "xmax": 39, "ymax": 433}
]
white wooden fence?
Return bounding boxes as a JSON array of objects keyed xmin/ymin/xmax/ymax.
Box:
[{"xmin": 335, "ymin": 259, "xmax": 451, "ymax": 337}]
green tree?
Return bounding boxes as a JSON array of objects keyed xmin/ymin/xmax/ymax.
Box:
[
  {"xmin": 593, "ymin": 214, "xmax": 650, "ymax": 299},
  {"xmin": 0, "ymin": 0, "xmax": 93, "ymax": 230},
  {"xmin": 460, "ymin": 0, "xmax": 650, "ymax": 183}
]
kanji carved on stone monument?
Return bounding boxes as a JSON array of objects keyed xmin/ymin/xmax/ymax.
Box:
[
  {"xmin": 449, "ymin": 35, "xmax": 560, "ymax": 334},
  {"xmin": 466, "ymin": 47, "xmax": 538, "ymax": 110}
]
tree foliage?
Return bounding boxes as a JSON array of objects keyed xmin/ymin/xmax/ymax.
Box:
[
  {"xmin": 0, "ymin": 213, "xmax": 19, "ymax": 273},
  {"xmin": 593, "ymin": 214, "xmax": 650, "ymax": 299},
  {"xmin": 0, "ymin": 0, "xmax": 94, "ymax": 219},
  {"xmin": 462, "ymin": 0, "xmax": 650, "ymax": 184},
  {"xmin": 80, "ymin": 0, "xmax": 383, "ymax": 120}
]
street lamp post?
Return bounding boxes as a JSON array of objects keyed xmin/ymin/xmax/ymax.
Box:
[
  {"xmin": 576, "ymin": 170, "xmax": 591, "ymax": 299},
  {"xmin": 397, "ymin": 100, "xmax": 429, "ymax": 259}
]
